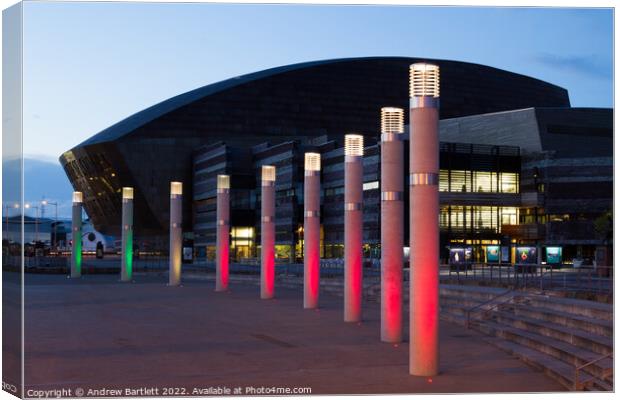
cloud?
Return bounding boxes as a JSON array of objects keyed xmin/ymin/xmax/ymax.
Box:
[{"xmin": 534, "ymin": 53, "xmax": 612, "ymax": 80}]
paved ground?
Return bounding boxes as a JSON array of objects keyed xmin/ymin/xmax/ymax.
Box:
[{"xmin": 18, "ymin": 272, "xmax": 565, "ymax": 395}]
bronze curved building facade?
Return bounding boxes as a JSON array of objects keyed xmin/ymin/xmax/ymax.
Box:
[{"xmin": 59, "ymin": 57, "xmax": 570, "ymax": 237}]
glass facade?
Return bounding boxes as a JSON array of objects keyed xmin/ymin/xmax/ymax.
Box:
[
  {"xmin": 439, "ymin": 170, "xmax": 519, "ymax": 193},
  {"xmin": 440, "ymin": 206, "xmax": 519, "ymax": 234}
]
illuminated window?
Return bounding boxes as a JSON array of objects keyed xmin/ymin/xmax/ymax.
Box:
[
  {"xmin": 449, "ymin": 170, "xmax": 471, "ymax": 192},
  {"xmin": 439, "ymin": 170, "xmax": 450, "ymax": 192},
  {"xmin": 440, "ymin": 169, "xmax": 519, "ymax": 194},
  {"xmin": 441, "ymin": 205, "xmax": 519, "ymax": 233},
  {"xmin": 500, "ymin": 173, "xmax": 519, "ymax": 193},
  {"xmin": 231, "ymin": 227, "xmax": 255, "ymax": 260},
  {"xmin": 473, "ymin": 172, "xmax": 497, "ymax": 193},
  {"xmin": 501, "ymin": 207, "xmax": 518, "ymax": 226}
]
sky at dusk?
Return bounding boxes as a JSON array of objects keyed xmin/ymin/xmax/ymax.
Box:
[{"xmin": 22, "ymin": 2, "xmax": 613, "ymax": 161}]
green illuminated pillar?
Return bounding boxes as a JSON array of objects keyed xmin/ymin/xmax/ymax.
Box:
[
  {"xmin": 71, "ymin": 192, "xmax": 83, "ymax": 278},
  {"xmin": 121, "ymin": 187, "xmax": 134, "ymax": 282}
]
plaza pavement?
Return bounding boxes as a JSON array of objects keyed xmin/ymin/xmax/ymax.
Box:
[{"xmin": 18, "ymin": 272, "xmax": 565, "ymax": 395}]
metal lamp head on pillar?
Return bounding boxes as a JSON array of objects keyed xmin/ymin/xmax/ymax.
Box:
[
  {"xmin": 261, "ymin": 165, "xmax": 276, "ymax": 185},
  {"xmin": 344, "ymin": 134, "xmax": 364, "ymax": 161},
  {"xmin": 381, "ymin": 107, "xmax": 404, "ymax": 143},
  {"xmin": 381, "ymin": 107, "xmax": 404, "ymax": 133},
  {"xmin": 409, "ymin": 63, "xmax": 440, "ymax": 108},
  {"xmin": 217, "ymin": 175, "xmax": 230, "ymax": 192},
  {"xmin": 72, "ymin": 191, "xmax": 83, "ymax": 204},
  {"xmin": 122, "ymin": 187, "xmax": 134, "ymax": 201},
  {"xmin": 170, "ymin": 181, "xmax": 183, "ymax": 197},
  {"xmin": 304, "ymin": 153, "xmax": 321, "ymax": 174}
]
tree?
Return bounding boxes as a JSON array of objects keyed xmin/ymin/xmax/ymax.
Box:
[{"xmin": 593, "ymin": 210, "xmax": 613, "ymax": 244}]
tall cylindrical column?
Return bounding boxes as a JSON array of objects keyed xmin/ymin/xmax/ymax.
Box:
[
  {"xmin": 261, "ymin": 166, "xmax": 276, "ymax": 299},
  {"xmin": 71, "ymin": 192, "xmax": 82, "ymax": 278},
  {"xmin": 344, "ymin": 135, "xmax": 364, "ymax": 322},
  {"xmin": 409, "ymin": 63, "xmax": 440, "ymax": 376},
  {"xmin": 380, "ymin": 107, "xmax": 405, "ymax": 343},
  {"xmin": 303, "ymin": 153, "xmax": 321, "ymax": 309},
  {"xmin": 169, "ymin": 182, "xmax": 183, "ymax": 286},
  {"xmin": 216, "ymin": 174, "xmax": 230, "ymax": 292},
  {"xmin": 121, "ymin": 187, "xmax": 134, "ymax": 282}
]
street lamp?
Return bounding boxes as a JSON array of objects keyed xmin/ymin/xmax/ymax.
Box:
[
  {"xmin": 380, "ymin": 106, "xmax": 405, "ymax": 343},
  {"xmin": 261, "ymin": 165, "xmax": 276, "ymax": 299},
  {"xmin": 303, "ymin": 152, "xmax": 321, "ymax": 309},
  {"xmin": 169, "ymin": 181, "xmax": 183, "ymax": 286},
  {"xmin": 71, "ymin": 192, "xmax": 83, "ymax": 278},
  {"xmin": 121, "ymin": 187, "xmax": 134, "ymax": 282},
  {"xmin": 409, "ymin": 62, "xmax": 440, "ymax": 377},
  {"xmin": 42, "ymin": 200, "xmax": 58, "ymax": 249},
  {"xmin": 344, "ymin": 134, "xmax": 364, "ymax": 323},
  {"xmin": 216, "ymin": 174, "xmax": 230, "ymax": 292}
]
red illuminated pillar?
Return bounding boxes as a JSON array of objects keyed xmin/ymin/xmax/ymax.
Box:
[
  {"xmin": 303, "ymin": 153, "xmax": 321, "ymax": 309},
  {"xmin": 261, "ymin": 166, "xmax": 276, "ymax": 299},
  {"xmin": 380, "ymin": 107, "xmax": 405, "ymax": 343},
  {"xmin": 216, "ymin": 174, "xmax": 230, "ymax": 292},
  {"xmin": 409, "ymin": 63, "xmax": 440, "ymax": 376},
  {"xmin": 344, "ymin": 135, "xmax": 364, "ymax": 322}
]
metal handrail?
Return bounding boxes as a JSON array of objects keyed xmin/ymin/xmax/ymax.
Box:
[
  {"xmin": 574, "ymin": 352, "xmax": 613, "ymax": 390},
  {"xmin": 465, "ymin": 288, "xmax": 515, "ymax": 329}
]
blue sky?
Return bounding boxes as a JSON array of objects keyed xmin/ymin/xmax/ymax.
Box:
[{"xmin": 22, "ymin": 2, "xmax": 613, "ymax": 161}]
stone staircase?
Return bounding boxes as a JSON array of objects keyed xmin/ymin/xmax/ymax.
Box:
[{"xmin": 440, "ymin": 285, "xmax": 613, "ymax": 391}]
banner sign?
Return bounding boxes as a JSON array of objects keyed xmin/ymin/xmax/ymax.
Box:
[
  {"xmin": 516, "ymin": 246, "xmax": 537, "ymax": 264},
  {"xmin": 546, "ymin": 246, "xmax": 562, "ymax": 264},
  {"xmin": 486, "ymin": 246, "xmax": 500, "ymax": 263}
]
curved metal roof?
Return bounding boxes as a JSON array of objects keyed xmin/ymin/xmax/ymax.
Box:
[{"xmin": 75, "ymin": 56, "xmax": 567, "ymax": 148}]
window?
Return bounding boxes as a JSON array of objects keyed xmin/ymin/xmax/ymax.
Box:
[
  {"xmin": 439, "ymin": 169, "xmax": 519, "ymax": 194},
  {"xmin": 449, "ymin": 170, "xmax": 472, "ymax": 192},
  {"xmin": 439, "ymin": 170, "xmax": 450, "ymax": 192},
  {"xmin": 440, "ymin": 205, "xmax": 519, "ymax": 233},
  {"xmin": 499, "ymin": 172, "xmax": 518, "ymax": 193}
]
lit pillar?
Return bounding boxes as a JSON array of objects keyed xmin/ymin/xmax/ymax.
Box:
[
  {"xmin": 121, "ymin": 187, "xmax": 134, "ymax": 282},
  {"xmin": 169, "ymin": 182, "xmax": 183, "ymax": 286},
  {"xmin": 71, "ymin": 192, "xmax": 82, "ymax": 278},
  {"xmin": 261, "ymin": 166, "xmax": 276, "ymax": 299},
  {"xmin": 216, "ymin": 174, "xmax": 230, "ymax": 292},
  {"xmin": 344, "ymin": 135, "xmax": 364, "ymax": 322},
  {"xmin": 380, "ymin": 107, "xmax": 405, "ymax": 342},
  {"xmin": 303, "ymin": 153, "xmax": 321, "ymax": 309},
  {"xmin": 409, "ymin": 63, "xmax": 440, "ymax": 376}
]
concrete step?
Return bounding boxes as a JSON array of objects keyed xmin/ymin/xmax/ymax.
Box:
[
  {"xmin": 520, "ymin": 294, "xmax": 612, "ymax": 322},
  {"xmin": 439, "ymin": 310, "xmax": 467, "ymax": 326},
  {"xmin": 503, "ymin": 302, "xmax": 613, "ymax": 338},
  {"xmin": 440, "ymin": 284, "xmax": 507, "ymax": 302},
  {"xmin": 475, "ymin": 320, "xmax": 613, "ymax": 381},
  {"xmin": 484, "ymin": 337, "xmax": 612, "ymax": 391},
  {"xmin": 493, "ymin": 308, "xmax": 613, "ymax": 355},
  {"xmin": 440, "ymin": 295, "xmax": 485, "ymax": 310}
]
